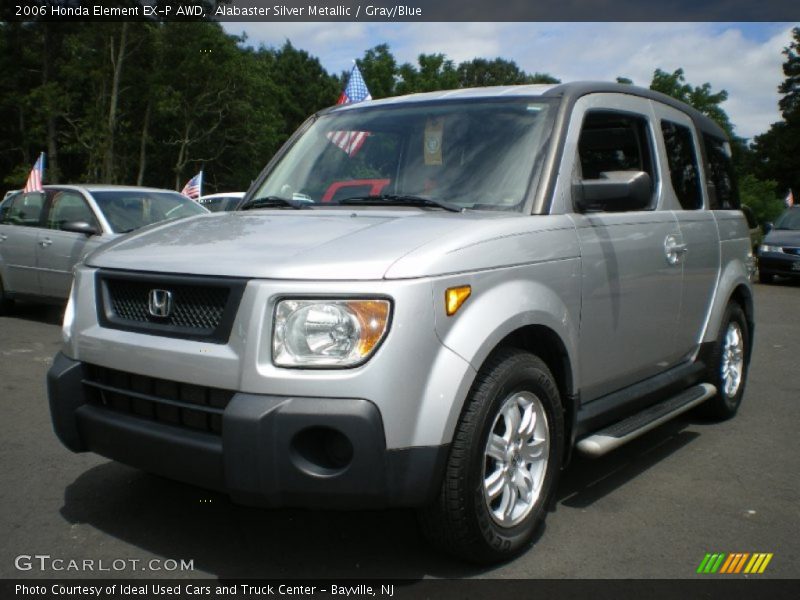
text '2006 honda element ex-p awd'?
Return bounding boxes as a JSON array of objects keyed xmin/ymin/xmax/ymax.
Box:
[{"xmin": 48, "ymin": 82, "xmax": 753, "ymax": 563}]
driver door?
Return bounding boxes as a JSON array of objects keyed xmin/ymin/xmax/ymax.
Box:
[
  {"xmin": 560, "ymin": 94, "xmax": 685, "ymax": 401},
  {"xmin": 38, "ymin": 189, "xmax": 105, "ymax": 299}
]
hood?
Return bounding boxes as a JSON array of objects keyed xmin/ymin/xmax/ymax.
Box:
[
  {"xmin": 763, "ymin": 229, "xmax": 800, "ymax": 247},
  {"xmin": 85, "ymin": 209, "xmax": 500, "ymax": 280}
]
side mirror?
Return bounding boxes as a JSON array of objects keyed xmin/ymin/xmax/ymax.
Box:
[
  {"xmin": 573, "ymin": 171, "xmax": 652, "ymax": 213},
  {"xmin": 61, "ymin": 220, "xmax": 100, "ymax": 236},
  {"xmin": 763, "ymin": 222, "xmax": 774, "ymax": 234}
]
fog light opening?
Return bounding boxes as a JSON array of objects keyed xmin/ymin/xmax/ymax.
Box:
[{"xmin": 291, "ymin": 426, "xmax": 354, "ymax": 475}]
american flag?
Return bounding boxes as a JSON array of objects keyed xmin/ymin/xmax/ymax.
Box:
[
  {"xmin": 328, "ymin": 63, "xmax": 372, "ymax": 157},
  {"xmin": 23, "ymin": 152, "xmax": 45, "ymax": 193},
  {"xmin": 785, "ymin": 189, "xmax": 794, "ymax": 207},
  {"xmin": 327, "ymin": 130, "xmax": 370, "ymax": 156},
  {"xmin": 181, "ymin": 171, "xmax": 203, "ymax": 200},
  {"xmin": 337, "ymin": 63, "xmax": 372, "ymax": 105}
]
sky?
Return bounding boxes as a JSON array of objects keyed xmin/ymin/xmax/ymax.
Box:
[{"xmin": 221, "ymin": 21, "xmax": 796, "ymax": 141}]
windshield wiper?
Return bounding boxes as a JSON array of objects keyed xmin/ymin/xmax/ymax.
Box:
[
  {"xmin": 338, "ymin": 194, "xmax": 463, "ymax": 213},
  {"xmin": 239, "ymin": 196, "xmax": 309, "ymax": 210}
]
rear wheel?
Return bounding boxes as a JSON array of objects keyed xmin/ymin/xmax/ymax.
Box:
[
  {"xmin": 418, "ymin": 348, "xmax": 564, "ymax": 563},
  {"xmin": 701, "ymin": 303, "xmax": 750, "ymax": 420}
]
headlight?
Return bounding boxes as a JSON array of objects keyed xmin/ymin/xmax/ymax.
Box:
[
  {"xmin": 759, "ymin": 244, "xmax": 782, "ymax": 254},
  {"xmin": 62, "ymin": 282, "xmax": 76, "ymax": 345},
  {"xmin": 273, "ymin": 299, "xmax": 391, "ymax": 367}
]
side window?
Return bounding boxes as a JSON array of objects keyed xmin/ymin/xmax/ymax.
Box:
[
  {"xmin": 577, "ymin": 110, "xmax": 657, "ymax": 210},
  {"xmin": 703, "ymin": 134, "xmax": 740, "ymax": 210},
  {"xmin": 661, "ymin": 120, "xmax": 702, "ymax": 210},
  {"xmin": 2, "ymin": 192, "xmax": 45, "ymax": 227},
  {"xmin": 47, "ymin": 191, "xmax": 97, "ymax": 231}
]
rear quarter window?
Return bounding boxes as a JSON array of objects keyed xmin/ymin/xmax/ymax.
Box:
[
  {"xmin": 661, "ymin": 121, "xmax": 702, "ymax": 210},
  {"xmin": 703, "ymin": 134, "xmax": 740, "ymax": 210}
]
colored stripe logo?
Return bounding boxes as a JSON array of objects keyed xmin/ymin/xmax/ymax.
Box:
[{"xmin": 697, "ymin": 552, "xmax": 773, "ymax": 574}]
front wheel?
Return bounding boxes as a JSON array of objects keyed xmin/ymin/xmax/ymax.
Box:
[
  {"xmin": 418, "ymin": 348, "xmax": 564, "ymax": 563},
  {"xmin": 701, "ymin": 303, "xmax": 750, "ymax": 420}
]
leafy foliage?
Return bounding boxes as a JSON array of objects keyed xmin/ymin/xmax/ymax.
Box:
[
  {"xmin": 0, "ymin": 22, "xmax": 335, "ymax": 193},
  {"xmin": 356, "ymin": 45, "xmax": 559, "ymax": 96},
  {"xmin": 650, "ymin": 68, "xmax": 734, "ymax": 136},
  {"xmin": 0, "ymin": 23, "xmax": 794, "ymax": 210},
  {"xmin": 739, "ymin": 174, "xmax": 784, "ymax": 224},
  {"xmin": 750, "ymin": 27, "xmax": 800, "ymax": 203}
]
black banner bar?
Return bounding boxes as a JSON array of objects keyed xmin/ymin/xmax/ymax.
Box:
[
  {"xmin": 3, "ymin": 0, "xmax": 800, "ymax": 23},
  {"xmin": 3, "ymin": 579, "xmax": 800, "ymax": 600}
]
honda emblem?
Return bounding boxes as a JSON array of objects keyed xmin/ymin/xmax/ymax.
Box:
[{"xmin": 148, "ymin": 289, "xmax": 173, "ymax": 318}]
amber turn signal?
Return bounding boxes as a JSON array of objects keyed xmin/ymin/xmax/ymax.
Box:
[{"xmin": 445, "ymin": 285, "xmax": 471, "ymax": 316}]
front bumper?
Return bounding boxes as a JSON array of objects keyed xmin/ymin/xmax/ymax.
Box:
[
  {"xmin": 759, "ymin": 253, "xmax": 800, "ymax": 277},
  {"xmin": 47, "ymin": 352, "xmax": 447, "ymax": 509}
]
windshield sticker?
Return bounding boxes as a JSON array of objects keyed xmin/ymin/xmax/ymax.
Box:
[{"xmin": 424, "ymin": 118, "xmax": 443, "ymax": 166}]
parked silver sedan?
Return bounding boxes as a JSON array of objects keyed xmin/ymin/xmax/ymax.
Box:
[{"xmin": 0, "ymin": 185, "xmax": 207, "ymax": 308}]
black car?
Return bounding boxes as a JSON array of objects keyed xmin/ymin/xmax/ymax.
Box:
[{"xmin": 758, "ymin": 206, "xmax": 800, "ymax": 283}]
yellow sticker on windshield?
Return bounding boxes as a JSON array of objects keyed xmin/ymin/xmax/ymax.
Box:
[{"xmin": 424, "ymin": 118, "xmax": 443, "ymax": 165}]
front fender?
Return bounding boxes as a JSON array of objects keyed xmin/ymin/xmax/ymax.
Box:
[{"xmin": 425, "ymin": 258, "xmax": 582, "ymax": 445}]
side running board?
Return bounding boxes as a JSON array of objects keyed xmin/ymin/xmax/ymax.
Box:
[{"xmin": 576, "ymin": 383, "xmax": 716, "ymax": 458}]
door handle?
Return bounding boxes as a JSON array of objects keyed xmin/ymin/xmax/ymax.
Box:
[
  {"xmin": 664, "ymin": 235, "xmax": 687, "ymax": 265},
  {"xmin": 39, "ymin": 238, "xmax": 53, "ymax": 248}
]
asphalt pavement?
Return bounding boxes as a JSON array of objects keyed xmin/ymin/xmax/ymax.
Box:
[{"xmin": 1, "ymin": 282, "xmax": 798, "ymax": 580}]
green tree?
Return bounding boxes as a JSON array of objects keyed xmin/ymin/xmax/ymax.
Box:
[
  {"xmin": 738, "ymin": 174, "xmax": 784, "ymax": 224},
  {"xmin": 267, "ymin": 41, "xmax": 340, "ymax": 137},
  {"xmin": 457, "ymin": 58, "xmax": 559, "ymax": 87},
  {"xmin": 751, "ymin": 27, "xmax": 800, "ymax": 201},
  {"xmin": 650, "ymin": 68, "xmax": 734, "ymax": 136},
  {"xmin": 396, "ymin": 53, "xmax": 459, "ymax": 94},
  {"xmin": 357, "ymin": 44, "xmax": 397, "ymax": 99},
  {"xmin": 778, "ymin": 26, "xmax": 800, "ymax": 119}
]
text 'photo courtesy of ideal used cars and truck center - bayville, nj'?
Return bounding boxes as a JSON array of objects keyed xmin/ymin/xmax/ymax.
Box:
[{"xmin": 0, "ymin": 1, "xmax": 799, "ymax": 597}]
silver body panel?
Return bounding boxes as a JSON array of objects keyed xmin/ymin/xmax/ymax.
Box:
[
  {"xmin": 63, "ymin": 85, "xmax": 753, "ymax": 451},
  {"xmin": 0, "ymin": 225, "xmax": 42, "ymax": 295}
]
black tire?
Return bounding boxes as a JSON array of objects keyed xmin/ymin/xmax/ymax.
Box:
[
  {"xmin": 0, "ymin": 276, "xmax": 13, "ymax": 315},
  {"xmin": 700, "ymin": 303, "xmax": 750, "ymax": 420},
  {"xmin": 758, "ymin": 270, "xmax": 773, "ymax": 284},
  {"xmin": 418, "ymin": 348, "xmax": 564, "ymax": 563}
]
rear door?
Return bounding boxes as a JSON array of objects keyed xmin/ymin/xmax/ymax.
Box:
[
  {"xmin": 652, "ymin": 103, "xmax": 721, "ymax": 358},
  {"xmin": 37, "ymin": 188, "xmax": 106, "ymax": 299},
  {"xmin": 0, "ymin": 191, "xmax": 47, "ymax": 296},
  {"xmin": 559, "ymin": 94, "xmax": 685, "ymax": 401}
]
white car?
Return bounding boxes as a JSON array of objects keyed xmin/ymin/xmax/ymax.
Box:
[
  {"xmin": 197, "ymin": 192, "xmax": 245, "ymax": 212},
  {"xmin": 0, "ymin": 184, "xmax": 207, "ymax": 308},
  {"xmin": 3, "ymin": 189, "xmax": 21, "ymax": 202}
]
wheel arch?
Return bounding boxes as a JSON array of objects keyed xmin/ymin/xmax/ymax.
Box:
[
  {"xmin": 437, "ymin": 323, "xmax": 577, "ymax": 469},
  {"xmin": 491, "ymin": 325, "xmax": 578, "ymax": 467},
  {"xmin": 729, "ymin": 283, "xmax": 755, "ymax": 364},
  {"xmin": 701, "ymin": 258, "xmax": 754, "ymax": 363}
]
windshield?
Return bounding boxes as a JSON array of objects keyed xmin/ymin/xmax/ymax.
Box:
[
  {"xmin": 774, "ymin": 208, "xmax": 800, "ymax": 231},
  {"xmin": 252, "ymin": 98, "xmax": 557, "ymax": 211},
  {"xmin": 91, "ymin": 190, "xmax": 207, "ymax": 233}
]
